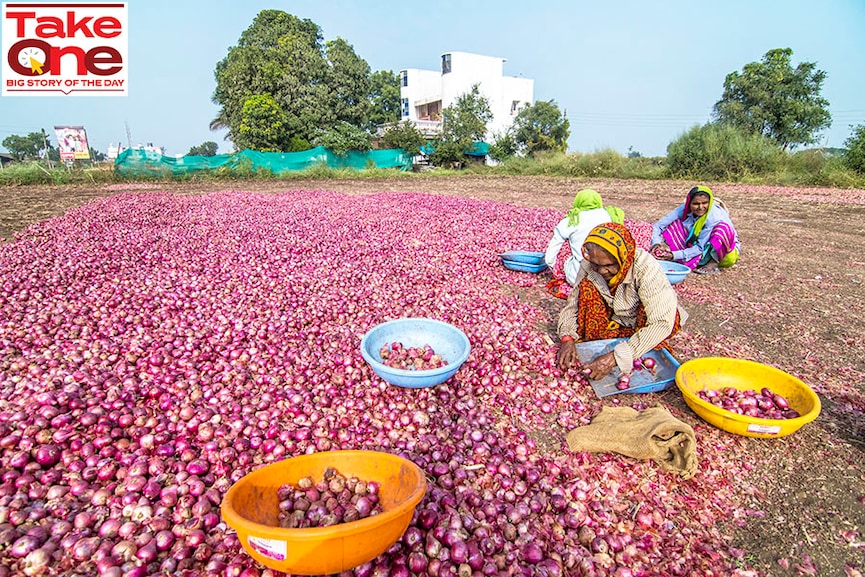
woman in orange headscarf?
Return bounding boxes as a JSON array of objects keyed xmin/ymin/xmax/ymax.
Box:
[{"xmin": 556, "ymin": 223, "xmax": 688, "ymax": 380}]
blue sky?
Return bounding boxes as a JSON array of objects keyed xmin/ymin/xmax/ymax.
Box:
[{"xmin": 1, "ymin": 0, "xmax": 863, "ymax": 157}]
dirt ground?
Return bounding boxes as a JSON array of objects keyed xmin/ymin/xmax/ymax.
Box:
[{"xmin": 1, "ymin": 175, "xmax": 863, "ymax": 576}]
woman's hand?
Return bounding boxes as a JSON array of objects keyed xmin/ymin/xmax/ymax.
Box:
[
  {"xmin": 556, "ymin": 340, "xmax": 578, "ymax": 372},
  {"xmin": 650, "ymin": 243, "xmax": 673, "ymax": 261},
  {"xmin": 583, "ymin": 351, "xmax": 617, "ymax": 380}
]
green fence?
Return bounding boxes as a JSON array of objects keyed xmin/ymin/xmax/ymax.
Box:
[{"xmin": 114, "ymin": 146, "xmax": 414, "ymax": 177}]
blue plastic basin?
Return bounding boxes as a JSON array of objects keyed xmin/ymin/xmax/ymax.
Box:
[
  {"xmin": 659, "ymin": 261, "xmax": 691, "ymax": 285},
  {"xmin": 499, "ymin": 250, "xmax": 545, "ymax": 264},
  {"xmin": 502, "ymin": 260, "xmax": 548, "ymax": 273},
  {"xmin": 360, "ymin": 318, "xmax": 471, "ymax": 388}
]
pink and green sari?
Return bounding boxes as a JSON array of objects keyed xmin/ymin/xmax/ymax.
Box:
[{"xmin": 662, "ymin": 186, "xmax": 739, "ymax": 270}]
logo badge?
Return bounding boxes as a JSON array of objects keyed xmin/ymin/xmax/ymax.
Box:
[{"xmin": 2, "ymin": 2, "xmax": 128, "ymax": 96}]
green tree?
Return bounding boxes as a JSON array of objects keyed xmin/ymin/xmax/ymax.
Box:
[
  {"xmin": 442, "ymin": 85, "xmax": 492, "ymax": 146},
  {"xmin": 381, "ymin": 121, "xmax": 425, "ymax": 154},
  {"xmin": 2, "ymin": 131, "xmax": 47, "ymax": 161},
  {"xmin": 843, "ymin": 124, "xmax": 865, "ymax": 173},
  {"xmin": 212, "ymin": 11, "xmax": 327, "ymax": 150},
  {"xmin": 511, "ymin": 100, "xmax": 570, "ymax": 155},
  {"xmin": 488, "ymin": 130, "xmax": 518, "ymax": 161},
  {"xmin": 712, "ymin": 48, "xmax": 831, "ymax": 150},
  {"xmin": 430, "ymin": 85, "xmax": 492, "ymax": 167},
  {"xmin": 312, "ymin": 121, "xmax": 372, "ymax": 155},
  {"xmin": 368, "ymin": 70, "xmax": 401, "ymax": 130},
  {"xmin": 236, "ymin": 94, "xmax": 290, "ymax": 152},
  {"xmin": 187, "ymin": 141, "xmax": 219, "ymax": 157},
  {"xmin": 211, "ymin": 10, "xmax": 382, "ymax": 153},
  {"xmin": 325, "ymin": 38, "xmax": 371, "ymax": 130}
]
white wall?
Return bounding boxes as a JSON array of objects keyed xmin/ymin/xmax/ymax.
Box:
[
  {"xmin": 400, "ymin": 68, "xmax": 442, "ymax": 123},
  {"xmin": 399, "ymin": 51, "xmax": 534, "ymax": 141}
]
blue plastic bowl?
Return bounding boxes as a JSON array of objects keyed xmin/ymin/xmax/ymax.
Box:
[
  {"xmin": 360, "ymin": 318, "xmax": 471, "ymax": 388},
  {"xmin": 659, "ymin": 261, "xmax": 691, "ymax": 285},
  {"xmin": 502, "ymin": 260, "xmax": 548, "ymax": 273},
  {"xmin": 499, "ymin": 251, "xmax": 545, "ymax": 265}
]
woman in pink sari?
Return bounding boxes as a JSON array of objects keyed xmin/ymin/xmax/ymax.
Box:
[{"xmin": 650, "ymin": 185, "xmax": 740, "ymax": 274}]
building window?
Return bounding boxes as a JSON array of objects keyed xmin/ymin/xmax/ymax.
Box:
[
  {"xmin": 402, "ymin": 72, "xmax": 408, "ymax": 87},
  {"xmin": 511, "ymin": 100, "xmax": 520, "ymax": 115},
  {"xmin": 441, "ymin": 54, "xmax": 451, "ymax": 74},
  {"xmin": 402, "ymin": 98, "xmax": 409, "ymax": 117}
]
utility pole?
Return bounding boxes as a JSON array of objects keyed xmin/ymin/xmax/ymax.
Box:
[
  {"xmin": 41, "ymin": 129, "xmax": 53, "ymax": 169},
  {"xmin": 125, "ymin": 121, "xmax": 132, "ymax": 148}
]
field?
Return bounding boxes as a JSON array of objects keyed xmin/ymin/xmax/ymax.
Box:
[{"xmin": 0, "ymin": 176, "xmax": 863, "ymax": 576}]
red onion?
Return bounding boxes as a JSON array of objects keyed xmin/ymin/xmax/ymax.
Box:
[
  {"xmin": 0, "ymin": 190, "xmax": 813, "ymax": 577},
  {"xmin": 10, "ymin": 535, "xmax": 40, "ymax": 558},
  {"xmin": 698, "ymin": 387, "xmax": 797, "ymax": 419}
]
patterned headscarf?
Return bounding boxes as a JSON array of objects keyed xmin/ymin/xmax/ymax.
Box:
[
  {"xmin": 582, "ymin": 222, "xmax": 636, "ymax": 291},
  {"xmin": 682, "ymin": 185, "xmax": 715, "ymax": 242},
  {"xmin": 567, "ymin": 189, "xmax": 625, "ymax": 226}
]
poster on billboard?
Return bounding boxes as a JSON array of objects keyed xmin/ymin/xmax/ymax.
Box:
[{"xmin": 54, "ymin": 126, "xmax": 91, "ymax": 160}]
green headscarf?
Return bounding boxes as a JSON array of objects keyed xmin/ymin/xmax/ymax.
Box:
[
  {"xmin": 683, "ymin": 185, "xmax": 715, "ymax": 242},
  {"xmin": 604, "ymin": 206, "xmax": 625, "ymax": 225},
  {"xmin": 566, "ymin": 189, "xmax": 624, "ymax": 226}
]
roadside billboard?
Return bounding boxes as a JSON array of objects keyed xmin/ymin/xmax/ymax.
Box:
[{"xmin": 55, "ymin": 126, "xmax": 91, "ymax": 160}]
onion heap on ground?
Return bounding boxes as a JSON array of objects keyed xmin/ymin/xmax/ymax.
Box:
[{"xmin": 0, "ymin": 191, "xmax": 756, "ymax": 576}]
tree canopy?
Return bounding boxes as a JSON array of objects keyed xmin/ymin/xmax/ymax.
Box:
[
  {"xmin": 430, "ymin": 85, "xmax": 493, "ymax": 167},
  {"xmin": 712, "ymin": 48, "xmax": 831, "ymax": 150},
  {"xmin": 2, "ymin": 131, "xmax": 48, "ymax": 161},
  {"xmin": 511, "ymin": 100, "xmax": 570, "ymax": 155},
  {"xmin": 381, "ymin": 121, "xmax": 425, "ymax": 155},
  {"xmin": 187, "ymin": 141, "xmax": 219, "ymax": 157},
  {"xmin": 843, "ymin": 124, "xmax": 865, "ymax": 174},
  {"xmin": 211, "ymin": 10, "xmax": 399, "ymax": 152},
  {"xmin": 442, "ymin": 85, "xmax": 492, "ymax": 147}
]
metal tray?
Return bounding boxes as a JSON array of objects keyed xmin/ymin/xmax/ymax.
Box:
[{"xmin": 575, "ymin": 338, "xmax": 680, "ymax": 398}]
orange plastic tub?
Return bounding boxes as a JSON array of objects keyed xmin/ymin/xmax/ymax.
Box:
[{"xmin": 221, "ymin": 450, "xmax": 427, "ymax": 575}]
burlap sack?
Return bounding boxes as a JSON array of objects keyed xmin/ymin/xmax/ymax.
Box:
[{"xmin": 565, "ymin": 406, "xmax": 698, "ymax": 479}]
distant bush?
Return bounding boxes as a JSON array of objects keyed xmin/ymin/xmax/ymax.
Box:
[
  {"xmin": 843, "ymin": 124, "xmax": 865, "ymax": 173},
  {"xmin": 0, "ymin": 161, "xmax": 117, "ymax": 186},
  {"xmin": 381, "ymin": 121, "xmax": 425, "ymax": 155},
  {"xmin": 666, "ymin": 123, "xmax": 785, "ymax": 180}
]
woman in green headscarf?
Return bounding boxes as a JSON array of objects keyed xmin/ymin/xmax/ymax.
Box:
[{"xmin": 544, "ymin": 189, "xmax": 625, "ymax": 289}]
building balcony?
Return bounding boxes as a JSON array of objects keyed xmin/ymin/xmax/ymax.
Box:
[{"xmin": 414, "ymin": 119, "xmax": 442, "ymax": 137}]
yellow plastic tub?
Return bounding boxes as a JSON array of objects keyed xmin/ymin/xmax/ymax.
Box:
[
  {"xmin": 675, "ymin": 357, "xmax": 821, "ymax": 438},
  {"xmin": 221, "ymin": 450, "xmax": 427, "ymax": 575}
]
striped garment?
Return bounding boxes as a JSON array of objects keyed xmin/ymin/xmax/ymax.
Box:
[
  {"xmin": 557, "ymin": 248, "xmax": 688, "ymax": 374},
  {"xmin": 662, "ymin": 219, "xmax": 739, "ymax": 269}
]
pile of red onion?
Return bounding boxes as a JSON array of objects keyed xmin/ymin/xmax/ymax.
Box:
[
  {"xmin": 0, "ymin": 191, "xmax": 761, "ymax": 576},
  {"xmin": 277, "ymin": 468, "xmax": 381, "ymax": 528},
  {"xmin": 380, "ymin": 343, "xmax": 448, "ymax": 371},
  {"xmin": 697, "ymin": 387, "xmax": 800, "ymax": 420}
]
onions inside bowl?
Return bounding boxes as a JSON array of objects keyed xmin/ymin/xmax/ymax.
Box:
[
  {"xmin": 379, "ymin": 342, "xmax": 448, "ymax": 371},
  {"xmin": 277, "ymin": 467, "xmax": 382, "ymax": 528},
  {"xmin": 697, "ymin": 387, "xmax": 799, "ymax": 419}
]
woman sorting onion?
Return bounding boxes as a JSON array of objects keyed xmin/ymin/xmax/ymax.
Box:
[
  {"xmin": 650, "ymin": 185, "xmax": 740, "ymax": 275},
  {"xmin": 556, "ymin": 223, "xmax": 688, "ymax": 380}
]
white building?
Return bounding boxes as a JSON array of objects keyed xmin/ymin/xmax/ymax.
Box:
[{"xmin": 399, "ymin": 51, "xmax": 534, "ymax": 140}]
